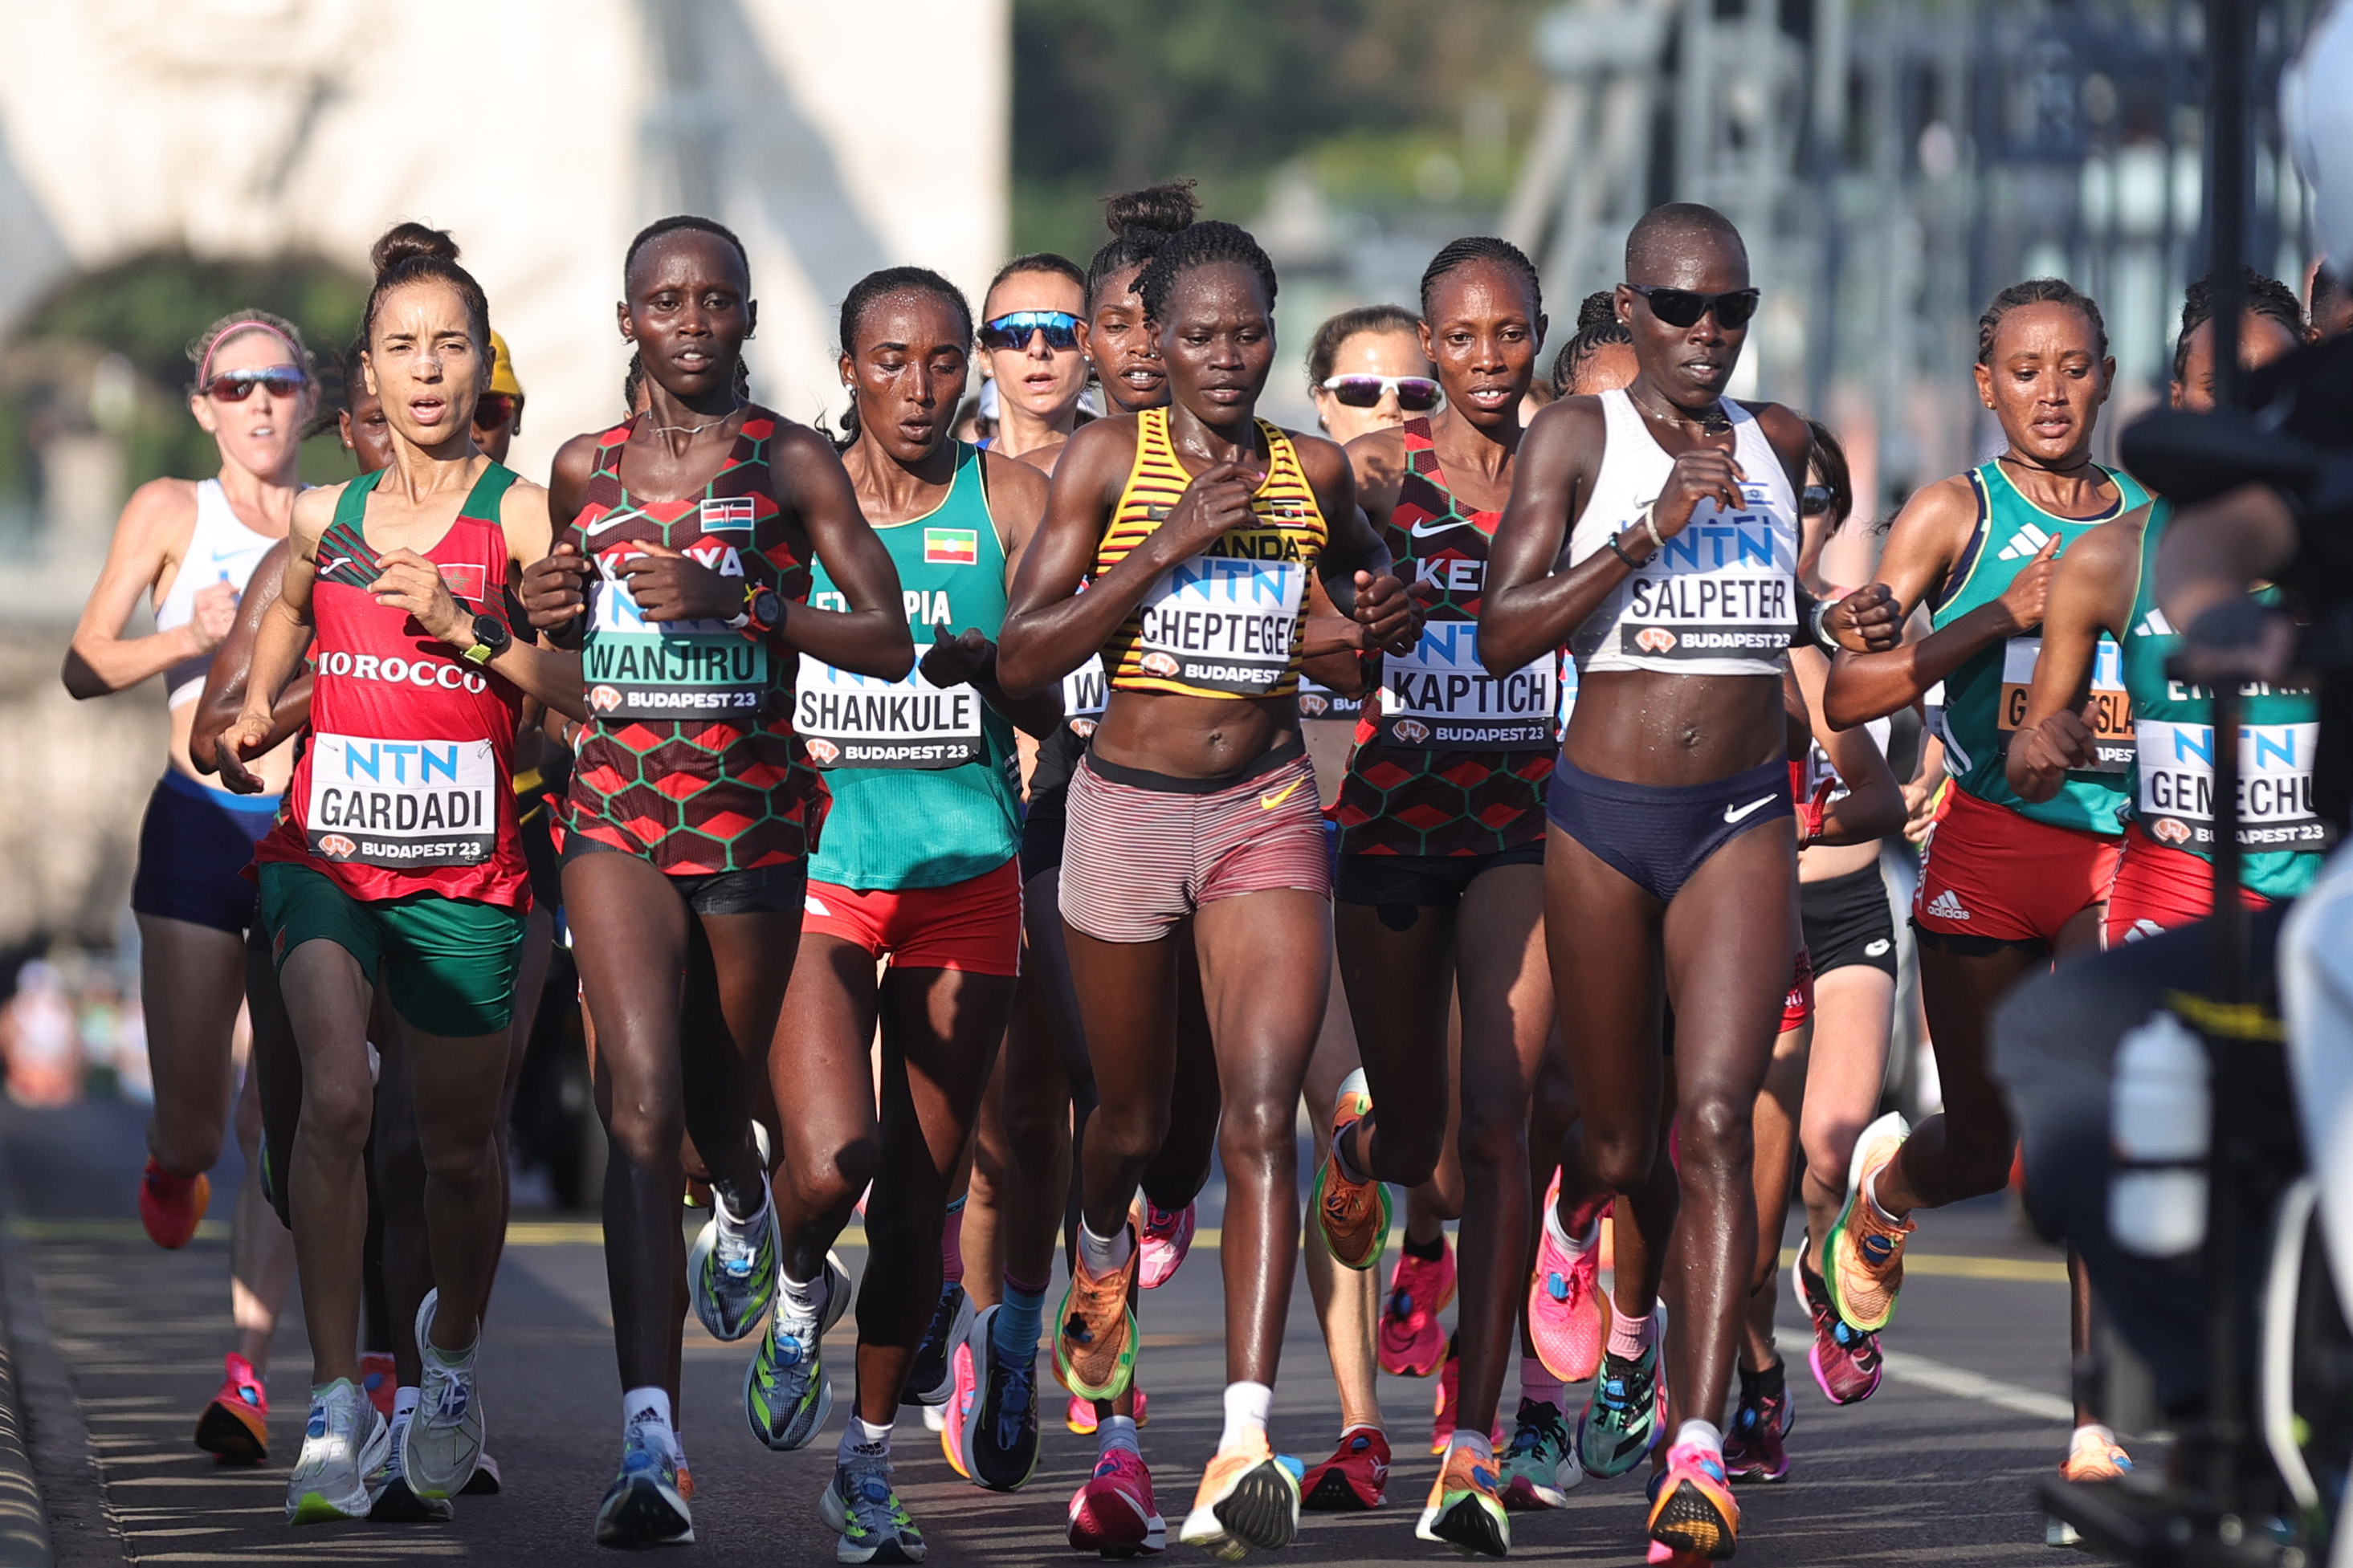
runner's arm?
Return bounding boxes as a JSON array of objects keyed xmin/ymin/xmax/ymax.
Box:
[
  {"xmin": 2004, "ymin": 511, "xmax": 2143, "ymax": 802},
  {"xmin": 63, "ymin": 479, "xmax": 204, "ymax": 698},
  {"xmin": 191, "ymin": 541, "xmax": 311, "ymax": 774},
  {"xmin": 220, "ymin": 492, "xmax": 326, "ymax": 791},
  {"xmin": 2154, "ymin": 482, "xmax": 2302, "ymax": 686},
  {"xmin": 1790, "ymin": 646, "xmax": 1905, "ymax": 845},
  {"xmin": 925, "ymin": 450, "xmax": 1062, "ymax": 739},
  {"xmin": 1478, "ymin": 398, "xmax": 1622, "ymax": 673},
  {"xmin": 780, "ymin": 424, "xmax": 916, "ymax": 681},
  {"xmin": 532, "ymin": 434, "xmax": 605, "ymax": 651},
  {"xmin": 1302, "ymin": 434, "xmax": 1415, "ymax": 650}
]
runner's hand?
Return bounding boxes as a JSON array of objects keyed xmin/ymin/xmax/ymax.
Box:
[
  {"xmin": 1651, "ymin": 449, "xmax": 1745, "ymax": 538},
  {"xmin": 1902, "ymin": 776, "xmax": 1940, "ymax": 845},
  {"xmin": 616, "ymin": 541, "xmax": 736, "ymax": 623},
  {"xmin": 2012, "ymin": 710, "xmax": 2094, "ymax": 801},
  {"xmin": 919, "ymin": 625, "xmax": 997, "ymax": 688},
  {"xmin": 188, "ymin": 580, "xmax": 239, "ymax": 655},
  {"xmin": 1825, "ymin": 584, "xmax": 1901, "ymax": 653},
  {"xmin": 1156, "ymin": 462, "xmax": 1264, "ymax": 559},
  {"xmin": 521, "ymin": 541, "xmax": 592, "ymax": 629},
  {"xmin": 216, "ymin": 711, "xmax": 274, "ymax": 795},
  {"xmin": 369, "ymin": 548, "xmax": 467, "ymax": 643},
  {"xmin": 1989, "ymin": 532, "xmax": 2062, "ymax": 635},
  {"xmin": 1352, "ymin": 570, "xmax": 1419, "ymax": 654}
]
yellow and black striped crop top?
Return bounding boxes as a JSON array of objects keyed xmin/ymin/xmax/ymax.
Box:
[{"xmin": 1094, "ymin": 406, "xmax": 1328, "ymax": 699}]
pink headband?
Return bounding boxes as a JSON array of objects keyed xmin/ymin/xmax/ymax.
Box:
[{"xmin": 198, "ymin": 320, "xmax": 302, "ymax": 385}]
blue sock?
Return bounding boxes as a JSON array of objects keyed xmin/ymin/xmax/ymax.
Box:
[{"xmin": 994, "ymin": 1283, "xmax": 1046, "ymax": 1362}]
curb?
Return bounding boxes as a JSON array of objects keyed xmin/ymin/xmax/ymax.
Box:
[
  {"xmin": 0, "ymin": 1229, "xmax": 47, "ymax": 1568},
  {"xmin": 0, "ymin": 1151, "xmax": 122, "ymax": 1568}
]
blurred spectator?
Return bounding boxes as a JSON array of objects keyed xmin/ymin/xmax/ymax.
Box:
[{"xmin": 4, "ymin": 959, "xmax": 82, "ymax": 1106}]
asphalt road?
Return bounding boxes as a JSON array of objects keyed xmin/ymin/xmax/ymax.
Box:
[{"xmin": 0, "ymin": 1094, "xmax": 2097, "ymax": 1566}]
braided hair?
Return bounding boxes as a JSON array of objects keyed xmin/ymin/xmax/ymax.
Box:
[
  {"xmin": 1418, "ymin": 236, "xmax": 1542, "ymax": 326},
  {"xmin": 1550, "ymin": 291, "xmax": 1633, "ymax": 395},
  {"xmin": 1134, "ymin": 221, "xmax": 1278, "ymax": 327},
  {"xmin": 2172, "ymin": 268, "xmax": 2306, "ymax": 382},
  {"xmin": 1976, "ymin": 278, "xmax": 2109, "ymax": 365},
  {"xmin": 824, "ymin": 266, "xmax": 974, "ymax": 451},
  {"xmin": 625, "ymin": 214, "xmax": 750, "ymax": 284},
  {"xmin": 1085, "ymin": 181, "xmax": 1200, "ymax": 312}
]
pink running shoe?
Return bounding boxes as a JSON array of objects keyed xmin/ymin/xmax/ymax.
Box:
[
  {"xmin": 1429, "ymin": 1336, "xmax": 1506, "ymax": 1456},
  {"xmin": 1133, "ymin": 1198, "xmax": 1196, "ymax": 1291},
  {"xmin": 1527, "ymin": 1170, "xmax": 1607, "ymax": 1383},
  {"xmin": 358, "ymin": 1351, "xmax": 398, "ymax": 1422},
  {"xmin": 1066, "ymin": 1387, "xmax": 1148, "ymax": 1436},
  {"xmin": 941, "ymin": 1339, "xmax": 977, "ymax": 1478},
  {"xmin": 1793, "ymin": 1240, "xmax": 1883, "ymax": 1405},
  {"xmin": 1068, "ymin": 1445, "xmax": 1167, "ymax": 1556},
  {"xmin": 1377, "ymin": 1240, "xmax": 1455, "ymax": 1378}
]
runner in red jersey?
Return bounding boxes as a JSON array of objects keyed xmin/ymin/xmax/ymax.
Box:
[
  {"xmin": 220, "ymin": 223, "xmax": 583, "ymax": 1524},
  {"xmin": 518, "ymin": 216, "xmax": 911, "ymax": 1550}
]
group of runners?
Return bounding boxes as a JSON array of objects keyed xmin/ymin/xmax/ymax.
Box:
[{"xmin": 63, "ymin": 184, "xmax": 2343, "ymax": 1564}]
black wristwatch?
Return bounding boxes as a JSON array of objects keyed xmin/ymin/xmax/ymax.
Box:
[
  {"xmin": 462, "ymin": 613, "xmax": 512, "ymax": 666},
  {"xmin": 735, "ymin": 587, "xmax": 783, "ymax": 639}
]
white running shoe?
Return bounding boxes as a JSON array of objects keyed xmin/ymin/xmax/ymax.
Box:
[
  {"xmin": 286, "ymin": 1379, "xmax": 390, "ymax": 1525},
  {"xmin": 402, "ymin": 1289, "xmax": 485, "ymax": 1500}
]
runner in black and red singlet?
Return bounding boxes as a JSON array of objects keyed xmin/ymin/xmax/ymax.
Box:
[{"xmin": 518, "ymin": 216, "xmax": 912, "ymax": 1550}]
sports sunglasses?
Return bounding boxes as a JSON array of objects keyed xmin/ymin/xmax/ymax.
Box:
[
  {"xmin": 1321, "ymin": 374, "xmax": 1442, "ymax": 412},
  {"xmin": 1625, "ymin": 284, "xmax": 1761, "ymax": 331},
  {"xmin": 203, "ymin": 367, "xmax": 309, "ymax": 401},
  {"xmin": 979, "ymin": 311, "xmax": 1083, "ymax": 351}
]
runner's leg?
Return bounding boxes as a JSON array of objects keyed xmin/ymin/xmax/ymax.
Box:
[
  {"xmin": 1871, "ymin": 942, "xmax": 2042, "ymax": 1214},
  {"xmin": 279, "ymin": 939, "xmax": 380, "ymax": 1387}
]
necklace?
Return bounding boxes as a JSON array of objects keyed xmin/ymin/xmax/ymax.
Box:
[
  {"xmin": 1631, "ymin": 388, "xmax": 1731, "ymax": 434},
  {"xmin": 641, "ymin": 401, "xmax": 742, "ymax": 438},
  {"xmin": 1996, "ymin": 450, "xmax": 2097, "ymax": 479}
]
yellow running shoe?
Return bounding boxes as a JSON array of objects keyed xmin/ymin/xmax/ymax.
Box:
[
  {"xmin": 1826, "ymin": 1110, "xmax": 1914, "ymax": 1334},
  {"xmin": 1415, "ymin": 1442, "xmax": 1510, "ymax": 1557},
  {"xmin": 1312, "ymin": 1069, "xmax": 1392, "ymax": 1271},
  {"xmin": 1177, "ymin": 1436, "xmax": 1303, "ymax": 1561}
]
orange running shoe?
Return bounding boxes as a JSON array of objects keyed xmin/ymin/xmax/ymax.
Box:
[
  {"xmin": 1054, "ymin": 1236, "xmax": 1140, "ymax": 1403},
  {"xmin": 194, "ymin": 1353, "xmax": 267, "ymax": 1464},
  {"xmin": 1646, "ymin": 1439, "xmax": 1739, "ymax": 1561},
  {"xmin": 1178, "ymin": 1434, "xmax": 1303, "ymax": 1560},
  {"xmin": 1826, "ymin": 1110, "xmax": 1914, "ymax": 1334},
  {"xmin": 1415, "ymin": 1441, "xmax": 1509, "ymax": 1556},
  {"xmin": 1311, "ymin": 1069, "xmax": 1391, "ymax": 1271},
  {"xmin": 2060, "ymin": 1423, "xmax": 2132, "ymax": 1482},
  {"xmin": 139, "ymin": 1159, "xmax": 209, "ymax": 1250},
  {"xmin": 1527, "ymin": 1169, "xmax": 1608, "ymax": 1383}
]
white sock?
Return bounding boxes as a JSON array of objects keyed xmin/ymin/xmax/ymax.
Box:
[
  {"xmin": 2072, "ymin": 1422, "xmax": 2114, "ymax": 1448},
  {"xmin": 1674, "ymin": 1418, "xmax": 1723, "ymax": 1458},
  {"xmin": 779, "ymin": 1268, "xmax": 829, "ymax": 1321},
  {"xmin": 1078, "ymin": 1220, "xmax": 1134, "ymax": 1277},
  {"xmin": 1446, "ymin": 1426, "xmax": 1494, "ymax": 1464},
  {"xmin": 838, "ymin": 1414, "xmax": 892, "ymax": 1466},
  {"xmin": 1217, "ymin": 1381, "xmax": 1273, "ymax": 1453},
  {"xmin": 622, "ymin": 1386, "xmax": 675, "ymax": 1445},
  {"xmin": 718, "ymin": 1181, "xmax": 770, "ymax": 1227},
  {"xmin": 1097, "ymin": 1414, "xmax": 1141, "ymax": 1458},
  {"xmin": 393, "ymin": 1385, "xmax": 420, "ymax": 1422},
  {"xmin": 1866, "ymin": 1167, "xmax": 1902, "ymax": 1226}
]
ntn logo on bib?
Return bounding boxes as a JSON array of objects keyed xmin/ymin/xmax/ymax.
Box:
[
  {"xmin": 2135, "ymin": 719, "xmax": 2323, "ymax": 847},
  {"xmin": 1135, "ymin": 554, "xmax": 1304, "ymax": 695}
]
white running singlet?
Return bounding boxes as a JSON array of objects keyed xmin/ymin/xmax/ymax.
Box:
[{"xmin": 154, "ymin": 479, "xmax": 280, "ymax": 707}]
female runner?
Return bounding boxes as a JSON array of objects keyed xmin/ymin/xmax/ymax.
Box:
[
  {"xmin": 998, "ymin": 219, "xmax": 1417, "ymax": 1558},
  {"xmin": 977, "ymin": 252, "xmax": 1092, "ymax": 466},
  {"xmin": 1481, "ymin": 203, "xmax": 1890, "ymax": 1562},
  {"xmin": 64, "ymin": 311, "xmax": 317, "ymax": 1462},
  {"xmin": 221, "ymin": 223, "xmax": 583, "ymax": 1521},
  {"xmin": 519, "ymin": 216, "xmax": 912, "ymax": 1548},
  {"xmin": 1821, "ymin": 279, "xmax": 2147, "ymax": 1489},
  {"xmin": 1307, "ymin": 237, "xmax": 1567, "ymax": 1556}
]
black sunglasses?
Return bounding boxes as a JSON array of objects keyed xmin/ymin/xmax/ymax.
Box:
[
  {"xmin": 979, "ymin": 311, "xmax": 1082, "ymax": 352},
  {"xmin": 1625, "ymin": 284, "xmax": 1761, "ymax": 331},
  {"xmin": 1801, "ymin": 483, "xmax": 1836, "ymax": 516},
  {"xmin": 203, "ymin": 367, "xmax": 308, "ymax": 401},
  {"xmin": 1322, "ymin": 374, "xmax": 1442, "ymax": 412}
]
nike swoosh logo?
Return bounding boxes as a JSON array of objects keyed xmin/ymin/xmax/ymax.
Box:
[
  {"xmin": 1258, "ymin": 777, "xmax": 1303, "ymax": 810},
  {"xmin": 1406, "ymin": 515, "xmax": 1466, "ymax": 538},
  {"xmin": 1723, "ymin": 795, "xmax": 1773, "ymax": 824}
]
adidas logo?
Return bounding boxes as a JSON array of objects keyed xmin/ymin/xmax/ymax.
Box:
[
  {"xmin": 1996, "ymin": 523, "xmax": 2053, "ymax": 561},
  {"xmin": 1926, "ymin": 890, "xmax": 1971, "ymax": 921},
  {"xmin": 2135, "ymin": 607, "xmax": 2175, "ymax": 637}
]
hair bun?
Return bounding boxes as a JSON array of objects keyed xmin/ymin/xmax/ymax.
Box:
[
  {"xmin": 371, "ymin": 222, "xmax": 461, "ymax": 276},
  {"xmin": 1103, "ymin": 181, "xmax": 1200, "ymax": 239},
  {"xmin": 1576, "ymin": 291, "xmax": 1618, "ymax": 332}
]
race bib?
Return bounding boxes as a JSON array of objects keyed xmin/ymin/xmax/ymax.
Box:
[
  {"xmin": 306, "ymin": 734, "xmax": 497, "ymax": 866},
  {"xmin": 1134, "ymin": 554, "xmax": 1305, "ymax": 695},
  {"xmin": 1608, "ymin": 483, "xmax": 1794, "ymax": 661},
  {"xmin": 1376, "ymin": 622, "xmax": 1556, "ymax": 750},
  {"xmin": 583, "ymin": 570, "xmax": 769, "ymax": 720},
  {"xmin": 1998, "ymin": 636, "xmax": 2131, "ymax": 772},
  {"xmin": 2135, "ymin": 719, "xmax": 2326, "ymax": 850},
  {"xmin": 795, "ymin": 655, "xmax": 984, "ymax": 769},
  {"xmin": 1062, "ymin": 656, "xmax": 1107, "ymax": 739}
]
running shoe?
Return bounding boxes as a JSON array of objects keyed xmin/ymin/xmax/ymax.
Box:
[
  {"xmin": 1722, "ymin": 1373, "xmax": 1793, "ymax": 1485},
  {"xmin": 369, "ymin": 1411, "xmax": 454, "ymax": 1524},
  {"xmin": 285, "ymin": 1378, "xmax": 389, "ymax": 1525},
  {"xmin": 1054, "ymin": 1236, "xmax": 1140, "ymax": 1403},
  {"xmin": 1066, "ymin": 1387, "xmax": 1148, "ymax": 1436},
  {"xmin": 687, "ymin": 1183, "xmax": 778, "ymax": 1344},
  {"xmin": 1134, "ymin": 1195, "xmax": 1197, "ymax": 1290},
  {"xmin": 1415, "ymin": 1441, "xmax": 1510, "ymax": 1558},
  {"xmin": 1430, "ymin": 1337, "xmax": 1507, "ymax": 1456},
  {"xmin": 906, "ymin": 1281, "xmax": 973, "ymax": 1407},
  {"xmin": 1527, "ymin": 1170, "xmax": 1607, "ymax": 1383},
  {"xmin": 1177, "ymin": 1436, "xmax": 1303, "ymax": 1561},
  {"xmin": 959, "ymin": 1305, "xmax": 1041, "ymax": 1493},
  {"xmin": 820, "ymin": 1459, "xmax": 926, "ymax": 1564},
  {"xmin": 138, "ymin": 1158, "xmax": 208, "ymax": 1249},
  {"xmin": 402, "ymin": 1290, "xmax": 484, "ymax": 1500},
  {"xmin": 1499, "ymin": 1399, "xmax": 1580, "ymax": 1509},
  {"xmin": 745, "ymin": 1252, "xmax": 853, "ymax": 1452},
  {"xmin": 1299, "ymin": 1426, "xmax": 1389, "ymax": 1511},
  {"xmin": 461, "ymin": 1452, "xmax": 502, "ymax": 1496},
  {"xmin": 1646, "ymin": 1440, "xmax": 1738, "ymax": 1561},
  {"xmin": 1068, "ymin": 1446, "xmax": 1167, "ymax": 1557},
  {"xmin": 940, "ymin": 1339, "xmax": 976, "ymax": 1479},
  {"xmin": 1826, "ymin": 1110, "xmax": 1915, "ymax": 1334},
  {"xmin": 593, "ymin": 1416, "xmax": 693, "ymax": 1548},
  {"xmin": 1311, "ymin": 1069, "xmax": 1391, "ymax": 1270},
  {"xmin": 1576, "ymin": 1309, "xmax": 1666, "ymax": 1480},
  {"xmin": 1792, "ymin": 1241, "xmax": 1882, "ymax": 1404},
  {"xmin": 358, "ymin": 1352, "xmax": 397, "ymax": 1422},
  {"xmin": 1378, "ymin": 1239, "xmax": 1455, "ymax": 1378},
  {"xmin": 194, "ymin": 1352, "xmax": 268, "ymax": 1464},
  {"xmin": 2059, "ymin": 1424, "xmax": 2132, "ymax": 1482}
]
